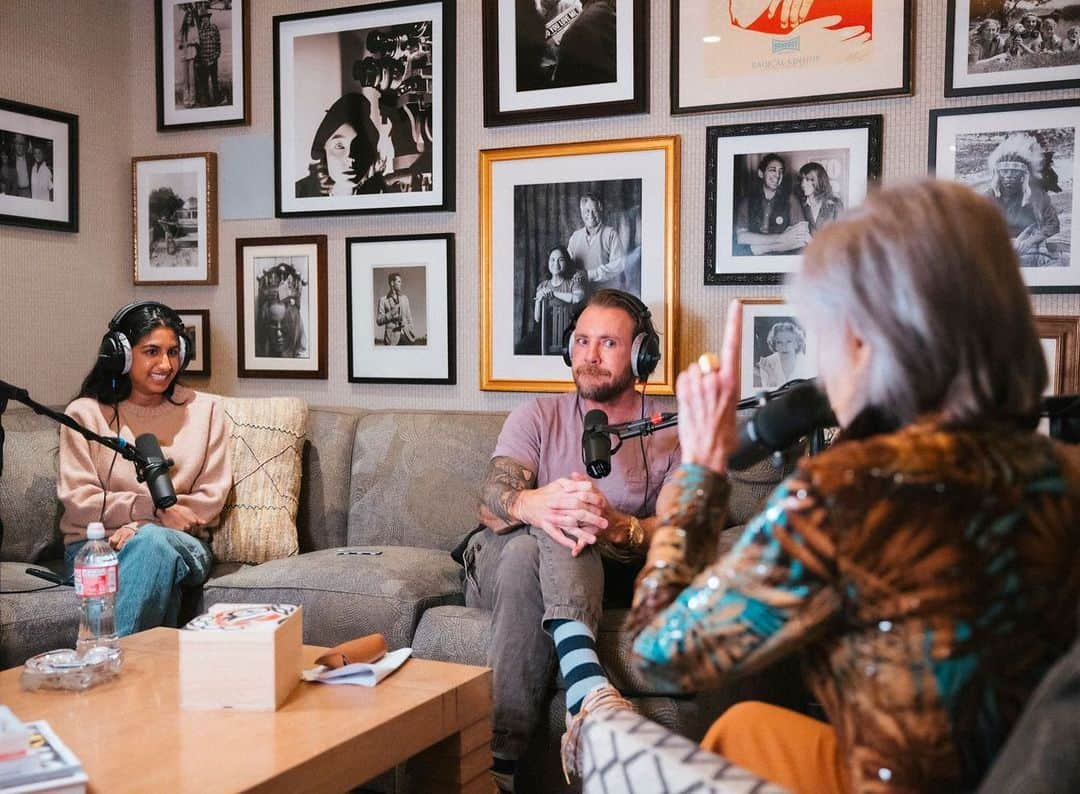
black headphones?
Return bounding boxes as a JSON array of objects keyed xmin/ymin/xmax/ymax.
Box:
[
  {"xmin": 98, "ymin": 301, "xmax": 191, "ymax": 376},
  {"xmin": 561, "ymin": 290, "xmax": 661, "ymax": 382}
]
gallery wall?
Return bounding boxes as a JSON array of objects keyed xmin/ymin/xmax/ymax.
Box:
[{"xmin": 3, "ymin": 1, "xmax": 1080, "ymax": 411}]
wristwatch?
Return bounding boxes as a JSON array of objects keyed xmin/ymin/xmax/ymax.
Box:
[{"xmin": 626, "ymin": 516, "xmax": 645, "ymax": 548}]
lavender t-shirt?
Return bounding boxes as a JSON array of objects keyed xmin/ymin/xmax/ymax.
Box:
[{"xmin": 492, "ymin": 392, "xmax": 681, "ymax": 518}]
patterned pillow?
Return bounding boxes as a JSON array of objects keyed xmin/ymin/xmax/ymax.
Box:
[{"xmin": 212, "ymin": 396, "xmax": 307, "ymax": 564}]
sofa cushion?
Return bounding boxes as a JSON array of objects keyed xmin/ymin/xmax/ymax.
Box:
[
  {"xmin": 200, "ymin": 546, "xmax": 464, "ymax": 650},
  {"xmin": 412, "ymin": 605, "xmax": 491, "ymax": 667},
  {"xmin": 0, "ymin": 429, "xmax": 63, "ymax": 563},
  {"xmin": 347, "ymin": 411, "xmax": 506, "ymax": 551},
  {"xmin": 212, "ymin": 396, "xmax": 307, "ymax": 564},
  {"xmin": 0, "ymin": 562, "xmax": 80, "ymax": 668},
  {"xmin": 298, "ymin": 409, "xmax": 360, "ymax": 553}
]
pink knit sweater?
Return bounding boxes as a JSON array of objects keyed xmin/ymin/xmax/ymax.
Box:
[{"xmin": 57, "ymin": 386, "xmax": 232, "ymax": 544}]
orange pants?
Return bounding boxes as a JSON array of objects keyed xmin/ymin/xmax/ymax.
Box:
[{"xmin": 701, "ymin": 701, "xmax": 849, "ymax": 794}]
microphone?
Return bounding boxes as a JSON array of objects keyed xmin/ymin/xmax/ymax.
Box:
[
  {"xmin": 582, "ymin": 409, "xmax": 613, "ymax": 478},
  {"xmin": 728, "ymin": 381, "xmax": 836, "ymax": 471},
  {"xmin": 134, "ymin": 433, "xmax": 178, "ymax": 510}
]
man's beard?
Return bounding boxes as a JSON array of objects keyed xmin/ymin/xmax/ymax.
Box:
[{"xmin": 574, "ymin": 363, "xmax": 635, "ymax": 403}]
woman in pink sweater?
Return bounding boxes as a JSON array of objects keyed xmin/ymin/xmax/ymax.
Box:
[{"xmin": 58, "ymin": 301, "xmax": 232, "ymax": 636}]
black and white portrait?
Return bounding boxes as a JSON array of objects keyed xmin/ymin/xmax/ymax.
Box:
[
  {"xmin": 275, "ymin": 2, "xmax": 452, "ymax": 215},
  {"xmin": 953, "ymin": 127, "xmax": 1073, "ymax": 268},
  {"xmin": 146, "ymin": 170, "xmax": 199, "ymax": 270},
  {"xmin": 373, "ymin": 265, "xmax": 428, "ymax": 347},
  {"xmin": 516, "ymin": 0, "xmax": 617, "ymax": 91},
  {"xmin": 253, "ymin": 255, "xmax": 310, "ymax": 359},
  {"xmin": 512, "ymin": 178, "xmax": 642, "ymax": 355},
  {"xmin": 0, "ymin": 130, "xmax": 53, "ymax": 201},
  {"xmin": 740, "ymin": 301, "xmax": 819, "ymax": 398},
  {"xmin": 731, "ymin": 148, "xmax": 849, "ymax": 258}
]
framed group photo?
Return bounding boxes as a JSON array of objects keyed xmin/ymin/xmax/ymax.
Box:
[
  {"xmin": 273, "ymin": 0, "xmax": 455, "ymax": 217},
  {"xmin": 0, "ymin": 97, "xmax": 78, "ymax": 232},
  {"xmin": 671, "ymin": 0, "xmax": 912, "ymax": 114},
  {"xmin": 481, "ymin": 0, "xmax": 648, "ymax": 126},
  {"xmin": 929, "ymin": 99, "xmax": 1080, "ymax": 292},
  {"xmin": 480, "ymin": 135, "xmax": 679, "ymax": 393},
  {"xmin": 1035, "ymin": 314, "xmax": 1080, "ymax": 395},
  {"xmin": 739, "ymin": 299, "xmax": 819, "ymax": 399},
  {"xmin": 155, "ymin": 0, "xmax": 250, "ymax": 131},
  {"xmin": 346, "ymin": 233, "xmax": 455, "ymax": 384},
  {"xmin": 946, "ymin": 0, "xmax": 1080, "ymax": 98},
  {"xmin": 174, "ymin": 309, "xmax": 211, "ymax": 376},
  {"xmin": 705, "ymin": 115, "xmax": 883, "ymax": 285},
  {"xmin": 132, "ymin": 152, "xmax": 217, "ymax": 285},
  {"xmin": 235, "ymin": 235, "xmax": 328, "ymax": 379}
]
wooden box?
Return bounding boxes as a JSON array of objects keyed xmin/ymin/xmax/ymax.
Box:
[{"xmin": 179, "ymin": 603, "xmax": 302, "ymax": 711}]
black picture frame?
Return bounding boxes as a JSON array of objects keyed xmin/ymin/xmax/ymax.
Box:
[
  {"xmin": 481, "ymin": 0, "xmax": 648, "ymax": 127},
  {"xmin": 945, "ymin": 0, "xmax": 1080, "ymax": 98},
  {"xmin": 174, "ymin": 309, "xmax": 212, "ymax": 377},
  {"xmin": 670, "ymin": 0, "xmax": 913, "ymax": 114},
  {"xmin": 154, "ymin": 0, "xmax": 251, "ymax": 131},
  {"xmin": 0, "ymin": 97, "xmax": 78, "ymax": 233},
  {"xmin": 346, "ymin": 232, "xmax": 456, "ymax": 384},
  {"xmin": 929, "ymin": 98, "xmax": 1080, "ymax": 293},
  {"xmin": 273, "ymin": 0, "xmax": 455, "ymax": 217},
  {"xmin": 705, "ymin": 114, "xmax": 883, "ymax": 285}
]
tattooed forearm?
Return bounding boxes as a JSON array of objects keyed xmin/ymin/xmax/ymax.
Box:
[{"xmin": 481, "ymin": 456, "xmax": 535, "ymax": 524}]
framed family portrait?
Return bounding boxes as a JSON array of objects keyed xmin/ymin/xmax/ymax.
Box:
[
  {"xmin": 671, "ymin": 0, "xmax": 912, "ymax": 114},
  {"xmin": 174, "ymin": 309, "xmax": 211, "ymax": 377},
  {"xmin": 929, "ymin": 99, "xmax": 1080, "ymax": 292},
  {"xmin": 0, "ymin": 97, "xmax": 77, "ymax": 232},
  {"xmin": 480, "ymin": 135, "xmax": 680, "ymax": 393},
  {"xmin": 132, "ymin": 152, "xmax": 217, "ymax": 285},
  {"xmin": 155, "ymin": 0, "xmax": 250, "ymax": 131},
  {"xmin": 235, "ymin": 235, "xmax": 328, "ymax": 379},
  {"xmin": 705, "ymin": 115, "xmax": 883, "ymax": 285},
  {"xmin": 273, "ymin": 0, "xmax": 455, "ymax": 217},
  {"xmin": 739, "ymin": 299, "xmax": 819, "ymax": 399},
  {"xmin": 946, "ymin": 1, "xmax": 1080, "ymax": 98},
  {"xmin": 345, "ymin": 233, "xmax": 455, "ymax": 384},
  {"xmin": 481, "ymin": 0, "xmax": 648, "ymax": 126}
]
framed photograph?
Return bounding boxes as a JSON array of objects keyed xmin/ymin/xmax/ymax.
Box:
[
  {"xmin": 945, "ymin": 1, "xmax": 1080, "ymax": 98},
  {"xmin": 132, "ymin": 152, "xmax": 217, "ymax": 285},
  {"xmin": 235, "ymin": 235, "xmax": 328, "ymax": 379},
  {"xmin": 480, "ymin": 136, "xmax": 679, "ymax": 393},
  {"xmin": 481, "ymin": 0, "xmax": 648, "ymax": 127},
  {"xmin": 345, "ymin": 233, "xmax": 455, "ymax": 384},
  {"xmin": 155, "ymin": 0, "xmax": 250, "ymax": 130},
  {"xmin": 670, "ymin": 0, "xmax": 912, "ymax": 114},
  {"xmin": 1035, "ymin": 315, "xmax": 1080, "ymax": 394},
  {"xmin": 174, "ymin": 309, "xmax": 211, "ymax": 377},
  {"xmin": 273, "ymin": 0, "xmax": 455, "ymax": 217},
  {"xmin": 705, "ymin": 115, "xmax": 883, "ymax": 286},
  {"xmin": 929, "ymin": 99, "xmax": 1080, "ymax": 293},
  {"xmin": 740, "ymin": 299, "xmax": 819, "ymax": 399},
  {"xmin": 0, "ymin": 97, "xmax": 77, "ymax": 232}
]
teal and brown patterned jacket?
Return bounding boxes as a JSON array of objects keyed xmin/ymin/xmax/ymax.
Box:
[{"xmin": 631, "ymin": 421, "xmax": 1080, "ymax": 793}]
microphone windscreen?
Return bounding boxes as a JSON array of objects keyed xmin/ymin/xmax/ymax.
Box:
[
  {"xmin": 584, "ymin": 408, "xmax": 608, "ymax": 430},
  {"xmin": 135, "ymin": 432, "xmax": 166, "ymax": 462},
  {"xmin": 752, "ymin": 382, "xmax": 836, "ymax": 449}
]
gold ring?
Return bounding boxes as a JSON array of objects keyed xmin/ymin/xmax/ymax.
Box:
[{"xmin": 697, "ymin": 352, "xmax": 720, "ymax": 373}]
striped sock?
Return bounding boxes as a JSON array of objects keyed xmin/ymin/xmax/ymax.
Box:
[
  {"xmin": 550, "ymin": 619, "xmax": 608, "ymax": 716},
  {"xmin": 491, "ymin": 755, "xmax": 516, "ymax": 792}
]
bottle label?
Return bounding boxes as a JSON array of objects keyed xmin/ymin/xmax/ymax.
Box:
[{"xmin": 75, "ymin": 563, "xmax": 118, "ymax": 597}]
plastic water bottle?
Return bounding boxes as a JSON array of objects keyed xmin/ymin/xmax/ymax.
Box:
[{"xmin": 74, "ymin": 522, "xmax": 120, "ymax": 658}]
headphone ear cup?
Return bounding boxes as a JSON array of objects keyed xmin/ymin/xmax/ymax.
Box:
[
  {"xmin": 177, "ymin": 330, "xmax": 190, "ymax": 372},
  {"xmin": 562, "ymin": 324, "xmax": 575, "ymax": 368},
  {"xmin": 634, "ymin": 331, "xmax": 661, "ymax": 381},
  {"xmin": 98, "ymin": 331, "xmax": 132, "ymax": 376}
]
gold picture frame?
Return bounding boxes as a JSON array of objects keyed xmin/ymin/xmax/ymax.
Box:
[
  {"xmin": 480, "ymin": 136, "xmax": 680, "ymax": 393},
  {"xmin": 132, "ymin": 151, "xmax": 217, "ymax": 285},
  {"xmin": 1035, "ymin": 315, "xmax": 1080, "ymax": 395}
]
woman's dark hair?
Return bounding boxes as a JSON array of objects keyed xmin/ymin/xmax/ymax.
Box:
[
  {"xmin": 307, "ymin": 92, "xmax": 381, "ymax": 194},
  {"xmin": 798, "ymin": 162, "xmax": 834, "ymax": 200},
  {"xmin": 78, "ymin": 304, "xmax": 187, "ymax": 406}
]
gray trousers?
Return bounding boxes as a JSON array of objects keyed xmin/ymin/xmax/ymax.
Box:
[{"xmin": 463, "ymin": 525, "xmax": 604, "ymax": 760}]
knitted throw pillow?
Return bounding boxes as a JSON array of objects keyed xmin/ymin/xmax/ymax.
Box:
[{"xmin": 212, "ymin": 396, "xmax": 307, "ymax": 564}]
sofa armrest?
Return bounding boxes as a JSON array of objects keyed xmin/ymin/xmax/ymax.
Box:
[{"xmin": 580, "ymin": 710, "xmax": 788, "ymax": 793}]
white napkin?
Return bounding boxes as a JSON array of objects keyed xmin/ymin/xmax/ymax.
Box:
[{"xmin": 302, "ymin": 647, "xmax": 412, "ymax": 687}]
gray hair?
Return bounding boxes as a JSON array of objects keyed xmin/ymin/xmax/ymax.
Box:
[{"xmin": 790, "ymin": 178, "xmax": 1045, "ymax": 428}]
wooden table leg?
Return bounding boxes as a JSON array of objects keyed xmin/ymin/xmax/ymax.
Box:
[{"xmin": 406, "ymin": 717, "xmax": 492, "ymax": 794}]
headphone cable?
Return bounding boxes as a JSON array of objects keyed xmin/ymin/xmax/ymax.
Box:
[{"xmin": 99, "ymin": 405, "xmax": 120, "ymax": 525}]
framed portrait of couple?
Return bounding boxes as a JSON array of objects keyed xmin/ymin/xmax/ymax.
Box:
[
  {"xmin": 930, "ymin": 99, "xmax": 1080, "ymax": 293},
  {"xmin": 273, "ymin": 0, "xmax": 455, "ymax": 217},
  {"xmin": 671, "ymin": 0, "xmax": 912, "ymax": 114},
  {"xmin": 481, "ymin": 0, "xmax": 648, "ymax": 126},
  {"xmin": 0, "ymin": 97, "xmax": 78, "ymax": 233},
  {"xmin": 705, "ymin": 115, "xmax": 883, "ymax": 285},
  {"xmin": 480, "ymin": 136, "xmax": 679, "ymax": 394}
]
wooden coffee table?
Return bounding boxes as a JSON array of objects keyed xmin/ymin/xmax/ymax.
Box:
[{"xmin": 0, "ymin": 627, "xmax": 492, "ymax": 793}]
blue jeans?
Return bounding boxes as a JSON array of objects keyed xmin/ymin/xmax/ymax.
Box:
[{"xmin": 65, "ymin": 524, "xmax": 212, "ymax": 636}]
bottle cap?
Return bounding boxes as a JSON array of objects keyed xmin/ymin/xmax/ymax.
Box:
[{"xmin": 87, "ymin": 522, "xmax": 106, "ymax": 540}]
